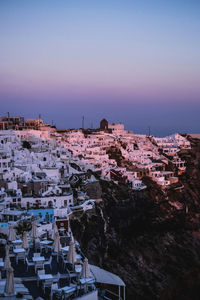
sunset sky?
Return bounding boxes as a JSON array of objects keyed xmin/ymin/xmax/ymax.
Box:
[{"xmin": 0, "ymin": 0, "xmax": 200, "ymax": 136}]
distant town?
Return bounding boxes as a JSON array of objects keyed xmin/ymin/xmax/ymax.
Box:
[
  {"xmin": 0, "ymin": 114, "xmax": 191, "ymax": 190},
  {"xmin": 0, "ymin": 114, "xmax": 193, "ymax": 299}
]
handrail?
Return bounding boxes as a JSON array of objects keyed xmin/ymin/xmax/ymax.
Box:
[{"xmin": 105, "ymin": 288, "xmax": 123, "ymax": 299}]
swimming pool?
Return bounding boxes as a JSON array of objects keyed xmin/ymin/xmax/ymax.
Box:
[
  {"xmin": 0, "ymin": 223, "xmax": 8, "ymax": 228},
  {"xmin": 27, "ymin": 208, "xmax": 54, "ymax": 222}
]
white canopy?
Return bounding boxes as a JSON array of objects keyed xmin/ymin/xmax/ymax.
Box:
[
  {"xmin": 4, "ymin": 244, "xmax": 11, "ymax": 270},
  {"xmin": 53, "ymin": 232, "xmax": 61, "ymax": 253},
  {"xmin": 31, "ymin": 222, "xmax": 38, "ymax": 239},
  {"xmin": 8, "ymin": 226, "xmax": 16, "ymax": 242},
  {"xmin": 67, "ymin": 241, "xmax": 76, "ymax": 264},
  {"xmin": 4, "ymin": 266, "xmax": 15, "ymax": 295},
  {"xmin": 89, "ymin": 265, "xmax": 125, "ymax": 287},
  {"xmin": 52, "ymin": 223, "xmax": 58, "ymax": 240},
  {"xmin": 81, "ymin": 258, "xmax": 91, "ymax": 278},
  {"xmin": 22, "ymin": 231, "xmax": 29, "ymax": 249}
]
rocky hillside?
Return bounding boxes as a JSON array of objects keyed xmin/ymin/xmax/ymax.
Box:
[{"xmin": 71, "ymin": 137, "xmax": 200, "ymax": 300}]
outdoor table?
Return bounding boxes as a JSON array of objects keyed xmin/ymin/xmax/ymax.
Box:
[
  {"xmin": 40, "ymin": 240, "xmax": 53, "ymax": 253},
  {"xmin": 38, "ymin": 274, "xmax": 53, "ymax": 280},
  {"xmin": 13, "ymin": 248, "xmax": 25, "ymax": 254},
  {"xmin": 61, "ymin": 246, "xmax": 69, "ymax": 252},
  {"xmin": 61, "ymin": 286, "xmax": 76, "ymax": 299},
  {"xmin": 79, "ymin": 277, "xmax": 95, "ymax": 293},
  {"xmin": 32, "ymin": 256, "xmax": 45, "ymax": 262},
  {"xmin": 11, "ymin": 239, "xmax": 22, "ymax": 245},
  {"xmin": 40, "ymin": 240, "xmax": 53, "ymax": 245},
  {"xmin": 37, "ymin": 273, "xmax": 53, "ymax": 287},
  {"xmin": 79, "ymin": 277, "xmax": 95, "ymax": 285}
]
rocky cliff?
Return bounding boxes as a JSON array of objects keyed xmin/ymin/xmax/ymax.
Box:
[{"xmin": 71, "ymin": 137, "xmax": 200, "ymax": 300}]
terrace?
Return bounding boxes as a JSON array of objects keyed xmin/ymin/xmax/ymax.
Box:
[
  {"xmin": 0, "ymin": 222, "xmax": 96, "ymax": 299},
  {"xmin": 0, "ymin": 218, "xmax": 125, "ymax": 300}
]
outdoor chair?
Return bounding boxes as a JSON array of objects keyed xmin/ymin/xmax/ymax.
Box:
[
  {"xmin": 26, "ymin": 247, "xmax": 30, "ymax": 257},
  {"xmin": 40, "ymin": 244, "xmax": 46, "ymax": 253},
  {"xmin": 26, "ymin": 258, "xmax": 34, "ymax": 272},
  {"xmin": 62, "ymin": 286, "xmax": 76, "ymax": 299},
  {"xmin": 53, "ymin": 272, "xmax": 60, "ymax": 287},
  {"xmin": 37, "ymin": 269, "xmax": 45, "ymax": 275},
  {"xmin": 42, "ymin": 277, "xmax": 54, "ymax": 293},
  {"xmin": 44, "ymin": 256, "xmax": 52, "ymax": 270},
  {"xmin": 52, "ymin": 251, "xmax": 58, "ymax": 257},
  {"xmin": 61, "ymin": 249, "xmax": 68, "ymax": 257},
  {"xmin": 33, "ymin": 253, "xmax": 40, "ymax": 257},
  {"xmin": 75, "ymin": 264, "xmax": 82, "ymax": 271},
  {"xmin": 70, "ymin": 282, "xmax": 78, "ymax": 295},
  {"xmin": 52, "ymin": 251, "xmax": 61, "ymax": 263},
  {"xmin": 47, "ymin": 245, "xmax": 53, "ymax": 252},
  {"xmin": 35, "ymin": 241, "xmax": 41, "ymax": 252},
  {"xmin": 9, "ymin": 252, "xmax": 15, "ymax": 258},
  {"xmin": 9, "ymin": 243, "xmax": 14, "ymax": 250},
  {"xmin": 37, "ymin": 269, "xmax": 45, "ymax": 287},
  {"xmin": 35, "ymin": 261, "xmax": 44, "ymax": 273},
  {"xmin": 16, "ymin": 252, "xmax": 25, "ymax": 264},
  {"xmin": 50, "ymin": 283, "xmax": 61, "ymax": 300},
  {"xmin": 62, "ymin": 256, "xmax": 68, "ymax": 270}
]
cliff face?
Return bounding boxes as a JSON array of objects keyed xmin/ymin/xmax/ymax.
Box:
[
  {"xmin": 71, "ymin": 137, "xmax": 200, "ymax": 300},
  {"xmin": 82, "ymin": 181, "xmax": 102, "ymax": 200}
]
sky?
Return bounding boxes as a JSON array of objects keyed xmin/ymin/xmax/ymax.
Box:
[{"xmin": 0, "ymin": 0, "xmax": 200, "ymax": 136}]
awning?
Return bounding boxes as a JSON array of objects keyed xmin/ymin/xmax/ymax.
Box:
[{"xmin": 89, "ymin": 264, "xmax": 125, "ymax": 287}]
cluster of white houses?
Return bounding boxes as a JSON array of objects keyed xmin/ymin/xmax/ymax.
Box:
[
  {"xmin": 0, "ymin": 118, "xmax": 191, "ymax": 201},
  {"xmin": 0, "ymin": 117, "xmax": 191, "ymax": 223},
  {"xmin": 55, "ymin": 120, "xmax": 190, "ymax": 189},
  {"xmin": 0, "ymin": 129, "xmax": 98, "ymax": 214}
]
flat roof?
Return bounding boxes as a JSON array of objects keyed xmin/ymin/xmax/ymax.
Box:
[{"xmin": 89, "ymin": 264, "xmax": 125, "ymax": 287}]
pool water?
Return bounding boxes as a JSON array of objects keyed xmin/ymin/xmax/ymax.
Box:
[
  {"xmin": 27, "ymin": 208, "xmax": 54, "ymax": 222},
  {"xmin": 0, "ymin": 223, "xmax": 8, "ymax": 228}
]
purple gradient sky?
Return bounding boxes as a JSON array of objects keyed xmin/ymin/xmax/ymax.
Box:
[{"xmin": 0, "ymin": 0, "xmax": 200, "ymax": 136}]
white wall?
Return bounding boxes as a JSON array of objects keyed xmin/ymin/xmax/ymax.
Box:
[{"xmin": 21, "ymin": 195, "xmax": 73, "ymax": 209}]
